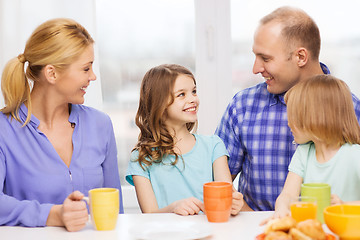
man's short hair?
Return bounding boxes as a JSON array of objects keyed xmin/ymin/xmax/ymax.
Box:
[{"xmin": 260, "ymin": 6, "xmax": 321, "ymax": 60}]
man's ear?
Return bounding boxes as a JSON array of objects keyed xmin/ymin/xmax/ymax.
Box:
[
  {"xmin": 295, "ymin": 48, "xmax": 308, "ymax": 67},
  {"xmin": 43, "ymin": 65, "xmax": 57, "ymax": 84}
]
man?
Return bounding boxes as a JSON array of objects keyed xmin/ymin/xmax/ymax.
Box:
[{"xmin": 215, "ymin": 6, "xmax": 360, "ymax": 211}]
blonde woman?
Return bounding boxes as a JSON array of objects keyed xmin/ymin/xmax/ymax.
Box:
[
  {"xmin": 0, "ymin": 18, "xmax": 123, "ymax": 231},
  {"xmin": 273, "ymin": 75, "xmax": 360, "ymax": 218}
]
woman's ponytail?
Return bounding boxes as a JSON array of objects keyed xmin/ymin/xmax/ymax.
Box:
[{"xmin": 1, "ymin": 54, "xmax": 31, "ymax": 124}]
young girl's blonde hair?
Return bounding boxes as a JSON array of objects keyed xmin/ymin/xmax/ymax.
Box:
[
  {"xmin": 1, "ymin": 18, "xmax": 94, "ymax": 125},
  {"xmin": 134, "ymin": 64, "xmax": 197, "ymax": 168},
  {"xmin": 285, "ymin": 74, "xmax": 360, "ymax": 146}
]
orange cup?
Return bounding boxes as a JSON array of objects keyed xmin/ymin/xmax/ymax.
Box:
[
  {"xmin": 203, "ymin": 181, "xmax": 232, "ymax": 223},
  {"xmin": 290, "ymin": 196, "xmax": 317, "ymax": 223}
]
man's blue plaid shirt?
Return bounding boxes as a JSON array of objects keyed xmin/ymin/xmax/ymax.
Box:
[{"xmin": 215, "ymin": 64, "xmax": 360, "ymax": 211}]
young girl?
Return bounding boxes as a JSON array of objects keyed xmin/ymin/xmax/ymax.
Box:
[
  {"xmin": 126, "ymin": 64, "xmax": 244, "ymax": 215},
  {"xmin": 274, "ymin": 74, "xmax": 360, "ymax": 218}
]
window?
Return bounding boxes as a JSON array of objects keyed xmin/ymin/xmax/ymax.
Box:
[
  {"xmin": 231, "ymin": 0, "xmax": 360, "ymax": 97},
  {"xmin": 2, "ymin": 0, "xmax": 359, "ymax": 193},
  {"xmin": 95, "ymin": 0, "xmax": 195, "ymax": 185}
]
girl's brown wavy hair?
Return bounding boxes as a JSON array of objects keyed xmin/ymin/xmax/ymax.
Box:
[{"xmin": 133, "ymin": 64, "xmax": 197, "ymax": 169}]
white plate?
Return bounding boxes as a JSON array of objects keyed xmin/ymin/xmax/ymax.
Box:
[{"xmin": 129, "ymin": 221, "xmax": 212, "ymax": 240}]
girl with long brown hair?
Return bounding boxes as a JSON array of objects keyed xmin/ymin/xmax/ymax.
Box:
[{"xmin": 126, "ymin": 64, "xmax": 244, "ymax": 215}]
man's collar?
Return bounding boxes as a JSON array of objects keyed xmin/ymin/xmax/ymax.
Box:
[
  {"xmin": 320, "ymin": 62, "xmax": 330, "ymax": 74},
  {"xmin": 269, "ymin": 93, "xmax": 285, "ymax": 106}
]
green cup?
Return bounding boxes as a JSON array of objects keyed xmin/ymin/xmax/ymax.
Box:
[{"xmin": 301, "ymin": 183, "xmax": 331, "ymax": 223}]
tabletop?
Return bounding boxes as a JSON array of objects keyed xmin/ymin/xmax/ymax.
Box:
[{"xmin": 0, "ymin": 211, "xmax": 337, "ymax": 240}]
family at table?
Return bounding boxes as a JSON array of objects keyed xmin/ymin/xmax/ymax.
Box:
[{"xmin": 1, "ymin": 6, "xmax": 360, "ymax": 232}]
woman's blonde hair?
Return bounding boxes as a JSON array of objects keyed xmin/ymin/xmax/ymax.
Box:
[
  {"xmin": 134, "ymin": 64, "xmax": 197, "ymax": 169},
  {"xmin": 285, "ymin": 74, "xmax": 360, "ymax": 146},
  {"xmin": 1, "ymin": 18, "xmax": 94, "ymax": 125}
]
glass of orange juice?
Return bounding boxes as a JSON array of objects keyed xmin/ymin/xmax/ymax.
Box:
[{"xmin": 290, "ymin": 196, "xmax": 317, "ymax": 222}]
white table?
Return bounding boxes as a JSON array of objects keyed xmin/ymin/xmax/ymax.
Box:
[{"xmin": 0, "ymin": 211, "xmax": 337, "ymax": 240}]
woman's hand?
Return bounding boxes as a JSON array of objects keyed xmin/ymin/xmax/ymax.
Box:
[
  {"xmin": 61, "ymin": 191, "xmax": 89, "ymax": 231},
  {"xmin": 170, "ymin": 197, "xmax": 204, "ymax": 216},
  {"xmin": 231, "ymin": 190, "xmax": 244, "ymax": 215},
  {"xmin": 47, "ymin": 191, "xmax": 89, "ymax": 232}
]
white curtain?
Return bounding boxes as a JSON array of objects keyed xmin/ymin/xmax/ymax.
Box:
[{"xmin": 0, "ymin": 0, "xmax": 103, "ymax": 109}]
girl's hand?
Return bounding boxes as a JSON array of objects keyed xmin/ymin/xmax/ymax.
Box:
[
  {"xmin": 259, "ymin": 210, "xmax": 290, "ymax": 226},
  {"xmin": 231, "ymin": 190, "xmax": 244, "ymax": 215},
  {"xmin": 171, "ymin": 197, "xmax": 205, "ymax": 216},
  {"xmin": 331, "ymin": 194, "xmax": 343, "ymax": 205},
  {"xmin": 260, "ymin": 205, "xmax": 290, "ymax": 226},
  {"xmin": 273, "ymin": 207, "xmax": 291, "ymax": 220}
]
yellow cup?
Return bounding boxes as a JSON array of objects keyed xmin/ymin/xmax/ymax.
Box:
[{"xmin": 83, "ymin": 188, "xmax": 119, "ymax": 231}]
